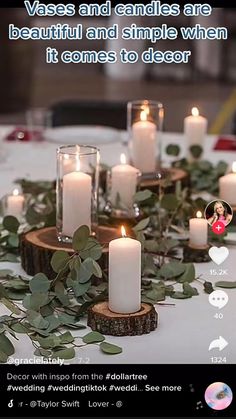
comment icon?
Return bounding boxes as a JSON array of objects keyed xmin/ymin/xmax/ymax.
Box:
[{"xmin": 209, "ymin": 290, "xmax": 229, "ymax": 309}]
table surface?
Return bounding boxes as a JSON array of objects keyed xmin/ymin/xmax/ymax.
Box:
[{"xmin": 0, "ymin": 125, "xmax": 236, "ymax": 365}]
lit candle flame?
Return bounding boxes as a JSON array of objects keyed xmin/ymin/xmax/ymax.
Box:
[
  {"xmin": 142, "ymin": 102, "xmax": 150, "ymax": 115},
  {"xmin": 13, "ymin": 189, "xmax": 19, "ymax": 196},
  {"xmin": 232, "ymin": 161, "xmax": 236, "ymax": 173},
  {"xmin": 140, "ymin": 110, "xmax": 147, "ymax": 122},
  {"xmin": 192, "ymin": 107, "xmax": 199, "ymax": 117},
  {"xmin": 76, "ymin": 155, "xmax": 80, "ymax": 171},
  {"xmin": 121, "ymin": 225, "xmax": 126, "ymax": 237},
  {"xmin": 120, "ymin": 153, "xmax": 126, "ymax": 165},
  {"xmin": 196, "ymin": 211, "xmax": 202, "ymax": 218}
]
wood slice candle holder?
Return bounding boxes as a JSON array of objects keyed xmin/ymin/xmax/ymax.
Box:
[
  {"xmin": 139, "ymin": 167, "xmax": 189, "ymax": 192},
  {"xmin": 100, "ymin": 167, "xmax": 189, "ymax": 194},
  {"xmin": 20, "ymin": 225, "xmax": 122, "ymax": 278},
  {"xmin": 183, "ymin": 243, "xmax": 210, "ymax": 263},
  {"xmin": 87, "ymin": 301, "xmax": 158, "ymax": 336}
]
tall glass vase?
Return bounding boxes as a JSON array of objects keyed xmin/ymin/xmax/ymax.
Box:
[{"xmin": 56, "ymin": 145, "xmax": 100, "ymax": 243}]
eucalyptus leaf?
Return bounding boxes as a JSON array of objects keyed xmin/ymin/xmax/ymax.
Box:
[
  {"xmin": 177, "ymin": 264, "xmax": 195, "ymax": 283},
  {"xmin": 37, "ymin": 335, "xmax": 61, "ymax": 349},
  {"xmin": 183, "ymin": 282, "xmax": 199, "ymax": 296},
  {"xmin": 145, "ymin": 288, "xmax": 165, "ymax": 302},
  {"xmin": 8, "ymin": 234, "xmax": 19, "ymax": 248},
  {"xmin": 30, "ymin": 328, "xmax": 50, "ymax": 337},
  {"xmin": 0, "ymin": 349, "xmax": 8, "ymax": 363},
  {"xmin": 79, "ymin": 238, "xmax": 103, "ymax": 261},
  {"xmin": 161, "ymin": 194, "xmax": 179, "ymax": 211},
  {"xmin": 40, "ymin": 304, "xmax": 54, "ymax": 317},
  {"xmin": 44, "ymin": 315, "xmax": 61, "ymax": 332},
  {"xmin": 166, "ymin": 144, "xmax": 180, "ymax": 156},
  {"xmin": 0, "ymin": 253, "xmax": 19, "ymax": 263},
  {"xmin": 51, "ymin": 251, "xmax": 70, "ymax": 273},
  {"xmin": 60, "ymin": 331, "xmax": 74, "ymax": 344},
  {"xmin": 3, "ymin": 216, "xmax": 20, "ymax": 233},
  {"xmin": 72, "ymin": 225, "xmax": 90, "ymax": 251},
  {"xmin": 25, "ymin": 206, "xmax": 43, "ymax": 225},
  {"xmin": 0, "ymin": 283, "xmax": 8, "ymax": 298},
  {"xmin": 135, "ymin": 231, "xmax": 146, "ymax": 250},
  {"xmin": 23, "ymin": 293, "xmax": 49, "ymax": 311},
  {"xmin": 27, "ymin": 310, "xmax": 49, "ymax": 330},
  {"xmin": 82, "ymin": 331, "xmax": 105, "ymax": 344},
  {"xmin": 100, "ymin": 342, "xmax": 122, "ymax": 355},
  {"xmin": 34, "ymin": 348, "xmax": 51, "ymax": 357},
  {"xmin": 73, "ymin": 280, "xmax": 91, "ymax": 298},
  {"xmin": 189, "ymin": 144, "xmax": 203, "ymax": 159},
  {"xmin": 55, "ymin": 282, "xmax": 70, "ymax": 306},
  {"xmin": 29, "ymin": 273, "xmax": 51, "ymax": 293},
  {"xmin": 6, "ymin": 291, "xmax": 27, "ymax": 300},
  {"xmin": 92, "ymin": 260, "xmax": 102, "ymax": 278},
  {"xmin": 0, "ymin": 333, "xmax": 15, "ymax": 355},
  {"xmin": 0, "ymin": 269, "xmax": 13, "ymax": 277},
  {"xmin": 79, "ymin": 258, "xmax": 94, "ymax": 283},
  {"xmin": 170, "ymin": 292, "xmax": 191, "ymax": 299},
  {"xmin": 58, "ymin": 313, "xmax": 77, "ymax": 326},
  {"xmin": 1, "ymin": 297, "xmax": 21, "ymax": 315},
  {"xmin": 215, "ymin": 281, "xmax": 236, "ymax": 289},
  {"xmin": 52, "ymin": 347, "xmax": 75, "ymax": 360},
  {"xmin": 159, "ymin": 262, "xmax": 185, "ymax": 280},
  {"xmin": 133, "ymin": 217, "xmax": 150, "ymax": 233},
  {"xmin": 134, "ymin": 190, "xmax": 153, "ymax": 202},
  {"xmin": 10, "ymin": 323, "xmax": 31, "ymax": 334},
  {"xmin": 4, "ymin": 279, "xmax": 29, "ymax": 290}
]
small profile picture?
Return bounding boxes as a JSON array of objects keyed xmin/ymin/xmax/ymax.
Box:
[
  {"xmin": 204, "ymin": 200, "xmax": 233, "ymax": 227},
  {"xmin": 204, "ymin": 382, "xmax": 233, "ymax": 411}
]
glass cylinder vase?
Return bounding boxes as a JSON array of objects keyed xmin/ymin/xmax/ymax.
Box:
[
  {"xmin": 105, "ymin": 156, "xmax": 141, "ymax": 221},
  {"xmin": 127, "ymin": 100, "xmax": 164, "ymax": 175},
  {"xmin": 56, "ymin": 145, "xmax": 100, "ymax": 243}
]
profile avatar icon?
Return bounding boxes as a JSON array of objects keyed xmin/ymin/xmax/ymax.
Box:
[{"xmin": 205, "ymin": 200, "xmax": 233, "ymax": 227}]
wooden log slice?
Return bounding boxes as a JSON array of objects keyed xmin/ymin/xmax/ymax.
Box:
[
  {"xmin": 183, "ymin": 243, "xmax": 211, "ymax": 263},
  {"xmin": 20, "ymin": 225, "xmax": 121, "ymax": 278},
  {"xmin": 87, "ymin": 301, "xmax": 158, "ymax": 336},
  {"xmin": 100, "ymin": 167, "xmax": 188, "ymax": 194},
  {"xmin": 140, "ymin": 167, "xmax": 189, "ymax": 191}
]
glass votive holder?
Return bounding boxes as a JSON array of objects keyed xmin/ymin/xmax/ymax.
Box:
[
  {"xmin": 127, "ymin": 100, "xmax": 164, "ymax": 175},
  {"xmin": 104, "ymin": 153, "xmax": 141, "ymax": 221},
  {"xmin": 1, "ymin": 188, "xmax": 26, "ymax": 221},
  {"xmin": 26, "ymin": 107, "xmax": 52, "ymax": 141},
  {"xmin": 56, "ymin": 145, "xmax": 100, "ymax": 243}
]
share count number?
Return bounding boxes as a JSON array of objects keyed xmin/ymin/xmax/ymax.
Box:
[{"xmin": 210, "ymin": 357, "xmax": 227, "ymax": 364}]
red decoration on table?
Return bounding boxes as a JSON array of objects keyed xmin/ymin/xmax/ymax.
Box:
[
  {"xmin": 214, "ymin": 136, "xmax": 236, "ymax": 151},
  {"xmin": 5, "ymin": 128, "xmax": 43, "ymax": 142}
]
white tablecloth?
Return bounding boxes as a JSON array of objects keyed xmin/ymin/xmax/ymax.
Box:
[{"xmin": 0, "ymin": 126, "xmax": 236, "ymax": 364}]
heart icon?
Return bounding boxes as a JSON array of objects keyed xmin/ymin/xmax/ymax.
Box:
[{"xmin": 208, "ymin": 246, "xmax": 229, "ymax": 265}]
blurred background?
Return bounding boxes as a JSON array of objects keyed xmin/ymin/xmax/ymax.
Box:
[{"xmin": 0, "ymin": 7, "xmax": 236, "ymax": 133}]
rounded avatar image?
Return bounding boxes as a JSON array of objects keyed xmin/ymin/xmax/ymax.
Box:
[
  {"xmin": 205, "ymin": 200, "xmax": 233, "ymax": 226},
  {"xmin": 204, "ymin": 382, "xmax": 233, "ymax": 411}
]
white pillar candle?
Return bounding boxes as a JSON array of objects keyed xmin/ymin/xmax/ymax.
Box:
[
  {"xmin": 189, "ymin": 211, "xmax": 208, "ymax": 248},
  {"xmin": 6, "ymin": 189, "xmax": 24, "ymax": 218},
  {"xmin": 110, "ymin": 153, "xmax": 139, "ymax": 208},
  {"xmin": 132, "ymin": 109, "xmax": 157, "ymax": 173},
  {"xmin": 109, "ymin": 226, "xmax": 141, "ymax": 314},
  {"xmin": 62, "ymin": 161, "xmax": 91, "ymax": 237},
  {"xmin": 184, "ymin": 107, "xmax": 208, "ymax": 147},
  {"xmin": 219, "ymin": 162, "xmax": 236, "ymax": 206}
]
